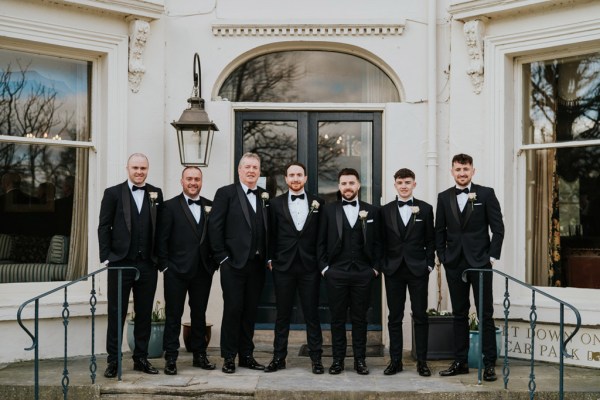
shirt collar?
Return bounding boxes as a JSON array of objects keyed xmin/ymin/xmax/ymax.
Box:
[
  {"xmin": 128, "ymin": 179, "xmax": 145, "ymax": 191},
  {"xmin": 183, "ymin": 193, "xmax": 200, "ymax": 202}
]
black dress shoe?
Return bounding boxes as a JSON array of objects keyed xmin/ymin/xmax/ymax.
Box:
[
  {"xmin": 354, "ymin": 358, "xmax": 369, "ymax": 375},
  {"xmin": 311, "ymin": 359, "xmax": 324, "ymax": 375},
  {"xmin": 383, "ymin": 359, "xmax": 402, "ymax": 375},
  {"xmin": 439, "ymin": 360, "xmax": 469, "ymax": 376},
  {"xmin": 417, "ymin": 361, "xmax": 431, "ymax": 377},
  {"xmin": 193, "ymin": 353, "xmax": 216, "ymax": 370},
  {"xmin": 222, "ymin": 357, "xmax": 236, "ymax": 374},
  {"xmin": 328, "ymin": 359, "xmax": 345, "ymax": 375},
  {"xmin": 104, "ymin": 361, "xmax": 118, "ymax": 378},
  {"xmin": 164, "ymin": 360, "xmax": 177, "ymax": 375},
  {"xmin": 483, "ymin": 366, "xmax": 497, "ymax": 381},
  {"xmin": 133, "ymin": 358, "xmax": 159, "ymax": 374},
  {"xmin": 239, "ymin": 355, "xmax": 265, "ymax": 370},
  {"xmin": 264, "ymin": 357, "xmax": 286, "ymax": 373}
]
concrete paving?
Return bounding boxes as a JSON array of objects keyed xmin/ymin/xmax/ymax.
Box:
[{"xmin": 1, "ymin": 344, "xmax": 599, "ymax": 399}]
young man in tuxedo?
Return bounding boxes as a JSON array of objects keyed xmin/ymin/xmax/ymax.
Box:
[
  {"xmin": 381, "ymin": 168, "xmax": 434, "ymax": 377},
  {"xmin": 98, "ymin": 153, "xmax": 163, "ymax": 378},
  {"xmin": 156, "ymin": 167, "xmax": 217, "ymax": 375},
  {"xmin": 317, "ymin": 168, "xmax": 382, "ymax": 375},
  {"xmin": 264, "ymin": 162, "xmax": 325, "ymax": 374},
  {"xmin": 209, "ymin": 152, "xmax": 269, "ymax": 374},
  {"xmin": 435, "ymin": 153, "xmax": 504, "ymax": 382}
]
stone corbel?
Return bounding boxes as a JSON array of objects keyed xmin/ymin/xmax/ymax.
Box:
[
  {"xmin": 463, "ymin": 19, "xmax": 485, "ymax": 94},
  {"xmin": 128, "ymin": 19, "xmax": 150, "ymax": 93}
]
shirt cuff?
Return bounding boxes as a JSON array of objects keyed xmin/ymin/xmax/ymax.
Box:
[
  {"xmin": 322, "ymin": 266, "xmax": 329, "ymax": 276},
  {"xmin": 220, "ymin": 256, "xmax": 229, "ymax": 265}
]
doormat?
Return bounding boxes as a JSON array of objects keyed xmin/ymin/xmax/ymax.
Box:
[{"xmin": 298, "ymin": 344, "xmax": 384, "ymax": 357}]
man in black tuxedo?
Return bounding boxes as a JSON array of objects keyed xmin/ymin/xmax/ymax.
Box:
[
  {"xmin": 435, "ymin": 153, "xmax": 504, "ymax": 382},
  {"xmin": 156, "ymin": 167, "xmax": 217, "ymax": 375},
  {"xmin": 98, "ymin": 153, "xmax": 163, "ymax": 378},
  {"xmin": 264, "ymin": 162, "xmax": 324, "ymax": 374},
  {"xmin": 317, "ymin": 168, "xmax": 381, "ymax": 375},
  {"xmin": 209, "ymin": 152, "xmax": 268, "ymax": 374},
  {"xmin": 381, "ymin": 168, "xmax": 434, "ymax": 377}
]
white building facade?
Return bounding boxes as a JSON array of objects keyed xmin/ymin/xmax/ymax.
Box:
[{"xmin": 1, "ymin": 0, "xmax": 599, "ymax": 368}]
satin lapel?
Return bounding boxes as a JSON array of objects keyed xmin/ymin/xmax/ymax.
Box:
[
  {"xmin": 299, "ymin": 194, "xmax": 315, "ymax": 236},
  {"xmin": 199, "ymin": 198, "xmax": 209, "ymax": 244},
  {"xmin": 449, "ymin": 189, "xmax": 460, "ymax": 226},
  {"xmin": 462, "ymin": 184, "xmax": 476, "ymax": 229},
  {"xmin": 389, "ymin": 205, "xmax": 401, "ymax": 238},
  {"xmin": 282, "ymin": 192, "xmax": 294, "ymax": 227},
  {"xmin": 236, "ymin": 184, "xmax": 252, "ymax": 228},
  {"xmin": 335, "ymin": 202, "xmax": 343, "ymax": 240},
  {"xmin": 121, "ymin": 182, "xmax": 132, "ymax": 233},
  {"xmin": 404, "ymin": 201, "xmax": 416, "ymax": 239},
  {"xmin": 260, "ymin": 189, "xmax": 269, "ymax": 233},
  {"xmin": 359, "ymin": 204, "xmax": 368, "ymax": 245},
  {"xmin": 148, "ymin": 186, "xmax": 157, "ymax": 240},
  {"xmin": 179, "ymin": 195, "xmax": 201, "ymax": 240}
]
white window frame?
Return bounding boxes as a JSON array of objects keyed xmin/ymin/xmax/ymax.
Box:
[
  {"xmin": 485, "ymin": 18, "xmax": 600, "ymax": 321},
  {"xmin": 0, "ymin": 13, "xmax": 129, "ymax": 319}
]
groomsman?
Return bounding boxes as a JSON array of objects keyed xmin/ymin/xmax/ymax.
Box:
[
  {"xmin": 435, "ymin": 153, "xmax": 504, "ymax": 382},
  {"xmin": 317, "ymin": 168, "xmax": 382, "ymax": 375},
  {"xmin": 265, "ymin": 162, "xmax": 324, "ymax": 374},
  {"xmin": 381, "ymin": 168, "xmax": 434, "ymax": 376},
  {"xmin": 209, "ymin": 152, "xmax": 269, "ymax": 374},
  {"xmin": 98, "ymin": 153, "xmax": 163, "ymax": 378},
  {"xmin": 156, "ymin": 167, "xmax": 217, "ymax": 375}
]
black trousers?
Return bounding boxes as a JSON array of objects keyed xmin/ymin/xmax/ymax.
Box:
[
  {"xmin": 325, "ymin": 265, "xmax": 374, "ymax": 360},
  {"xmin": 106, "ymin": 258, "xmax": 157, "ymax": 363},
  {"xmin": 384, "ymin": 262, "xmax": 429, "ymax": 361},
  {"xmin": 163, "ymin": 267, "xmax": 213, "ymax": 360},
  {"xmin": 272, "ymin": 256, "xmax": 322, "ymax": 360},
  {"xmin": 219, "ymin": 257, "xmax": 266, "ymax": 358},
  {"xmin": 445, "ymin": 259, "xmax": 496, "ymax": 366}
]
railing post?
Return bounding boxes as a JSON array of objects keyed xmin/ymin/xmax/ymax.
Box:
[
  {"xmin": 117, "ymin": 268, "xmax": 123, "ymax": 381},
  {"xmin": 528, "ymin": 290, "xmax": 537, "ymax": 400},
  {"xmin": 61, "ymin": 288, "xmax": 70, "ymax": 399},
  {"xmin": 90, "ymin": 275, "xmax": 97, "ymax": 384},
  {"xmin": 34, "ymin": 300, "xmax": 39, "ymax": 400},
  {"xmin": 477, "ymin": 270, "xmax": 484, "ymax": 385},
  {"xmin": 502, "ymin": 277, "xmax": 510, "ymax": 389},
  {"xmin": 559, "ymin": 304, "xmax": 565, "ymax": 400}
]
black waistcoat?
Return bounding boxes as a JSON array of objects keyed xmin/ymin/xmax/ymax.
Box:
[
  {"xmin": 332, "ymin": 214, "xmax": 369, "ymax": 268},
  {"xmin": 127, "ymin": 193, "xmax": 153, "ymax": 261},
  {"xmin": 247, "ymin": 197, "xmax": 266, "ymax": 259}
]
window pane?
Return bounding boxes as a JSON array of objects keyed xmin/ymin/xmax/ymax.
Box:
[
  {"xmin": 219, "ymin": 51, "xmax": 400, "ymax": 103},
  {"xmin": 242, "ymin": 120, "xmax": 298, "ymax": 196},
  {"xmin": 523, "ymin": 52, "xmax": 600, "ymax": 145},
  {"xmin": 317, "ymin": 121, "xmax": 372, "ymax": 203}
]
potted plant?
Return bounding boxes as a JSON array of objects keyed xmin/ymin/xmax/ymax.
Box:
[
  {"xmin": 467, "ymin": 313, "xmax": 502, "ymax": 368},
  {"xmin": 127, "ymin": 300, "xmax": 166, "ymax": 358}
]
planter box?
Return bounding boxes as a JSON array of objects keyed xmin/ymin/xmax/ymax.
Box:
[{"xmin": 411, "ymin": 315, "xmax": 454, "ymax": 360}]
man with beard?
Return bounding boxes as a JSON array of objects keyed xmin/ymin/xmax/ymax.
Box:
[
  {"xmin": 317, "ymin": 168, "xmax": 381, "ymax": 375},
  {"xmin": 209, "ymin": 152, "xmax": 269, "ymax": 374},
  {"xmin": 264, "ymin": 162, "xmax": 324, "ymax": 374},
  {"xmin": 157, "ymin": 167, "xmax": 217, "ymax": 375}
]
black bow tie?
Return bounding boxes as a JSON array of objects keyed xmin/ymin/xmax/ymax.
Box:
[
  {"xmin": 132, "ymin": 185, "xmax": 146, "ymax": 192},
  {"xmin": 291, "ymin": 194, "xmax": 305, "ymax": 201},
  {"xmin": 342, "ymin": 200, "xmax": 357, "ymax": 207},
  {"xmin": 188, "ymin": 198, "xmax": 202, "ymax": 206},
  {"xmin": 398, "ymin": 199, "xmax": 413, "ymax": 207},
  {"xmin": 246, "ymin": 188, "xmax": 258, "ymax": 195},
  {"xmin": 455, "ymin": 187, "xmax": 469, "ymax": 195}
]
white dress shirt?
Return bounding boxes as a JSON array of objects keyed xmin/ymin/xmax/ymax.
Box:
[
  {"xmin": 288, "ymin": 191, "xmax": 308, "ymax": 231},
  {"xmin": 456, "ymin": 183, "xmax": 472, "ymax": 212},
  {"xmin": 128, "ymin": 180, "xmax": 145, "ymax": 213},
  {"xmin": 397, "ymin": 197, "xmax": 414, "ymax": 226},
  {"xmin": 240, "ymin": 182, "xmax": 257, "ymax": 212},
  {"xmin": 342, "ymin": 197, "xmax": 359, "ymax": 227},
  {"xmin": 184, "ymin": 194, "xmax": 202, "ymax": 223}
]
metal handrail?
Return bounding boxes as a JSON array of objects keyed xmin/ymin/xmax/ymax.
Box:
[
  {"xmin": 463, "ymin": 268, "xmax": 582, "ymax": 400},
  {"xmin": 16, "ymin": 266, "xmax": 139, "ymax": 400}
]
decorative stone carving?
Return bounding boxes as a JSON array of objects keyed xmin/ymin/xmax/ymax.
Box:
[
  {"xmin": 212, "ymin": 22, "xmax": 405, "ymax": 37},
  {"xmin": 464, "ymin": 19, "xmax": 485, "ymax": 94},
  {"xmin": 128, "ymin": 19, "xmax": 150, "ymax": 93}
]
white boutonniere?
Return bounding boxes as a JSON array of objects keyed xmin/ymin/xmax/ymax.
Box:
[
  {"xmin": 410, "ymin": 206, "xmax": 420, "ymax": 222},
  {"xmin": 149, "ymin": 191, "xmax": 158, "ymax": 206},
  {"xmin": 468, "ymin": 192, "xmax": 477, "ymax": 211},
  {"xmin": 204, "ymin": 205, "xmax": 212, "ymax": 214},
  {"xmin": 261, "ymin": 192, "xmax": 269, "ymax": 207},
  {"xmin": 358, "ymin": 210, "xmax": 368, "ymax": 229},
  {"xmin": 309, "ymin": 199, "xmax": 320, "ymax": 215}
]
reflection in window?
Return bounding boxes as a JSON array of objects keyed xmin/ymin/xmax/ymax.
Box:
[
  {"xmin": 0, "ymin": 49, "xmax": 90, "ymax": 283},
  {"xmin": 523, "ymin": 51, "xmax": 600, "ymax": 289},
  {"xmin": 219, "ymin": 51, "xmax": 400, "ymax": 103}
]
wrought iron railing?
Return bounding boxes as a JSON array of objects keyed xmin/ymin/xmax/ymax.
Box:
[
  {"xmin": 464, "ymin": 268, "xmax": 582, "ymax": 400},
  {"xmin": 16, "ymin": 266, "xmax": 139, "ymax": 400}
]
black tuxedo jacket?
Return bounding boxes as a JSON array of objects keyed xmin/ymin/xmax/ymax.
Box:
[
  {"xmin": 98, "ymin": 181, "xmax": 163, "ymax": 264},
  {"xmin": 268, "ymin": 192, "xmax": 324, "ymax": 272},
  {"xmin": 209, "ymin": 182, "xmax": 269, "ymax": 268},
  {"xmin": 156, "ymin": 193, "xmax": 217, "ymax": 278},
  {"xmin": 317, "ymin": 200, "xmax": 382, "ymax": 272},
  {"xmin": 381, "ymin": 198, "xmax": 435, "ymax": 277},
  {"xmin": 435, "ymin": 183, "xmax": 504, "ymax": 269}
]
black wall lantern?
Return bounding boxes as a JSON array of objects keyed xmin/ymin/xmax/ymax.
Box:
[{"xmin": 171, "ymin": 53, "xmax": 219, "ymax": 166}]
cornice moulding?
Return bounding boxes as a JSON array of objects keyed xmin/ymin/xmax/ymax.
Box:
[
  {"xmin": 212, "ymin": 20, "xmax": 406, "ymax": 37},
  {"xmin": 449, "ymin": 0, "xmax": 594, "ymax": 21},
  {"xmin": 43, "ymin": 0, "xmax": 164, "ymax": 20}
]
